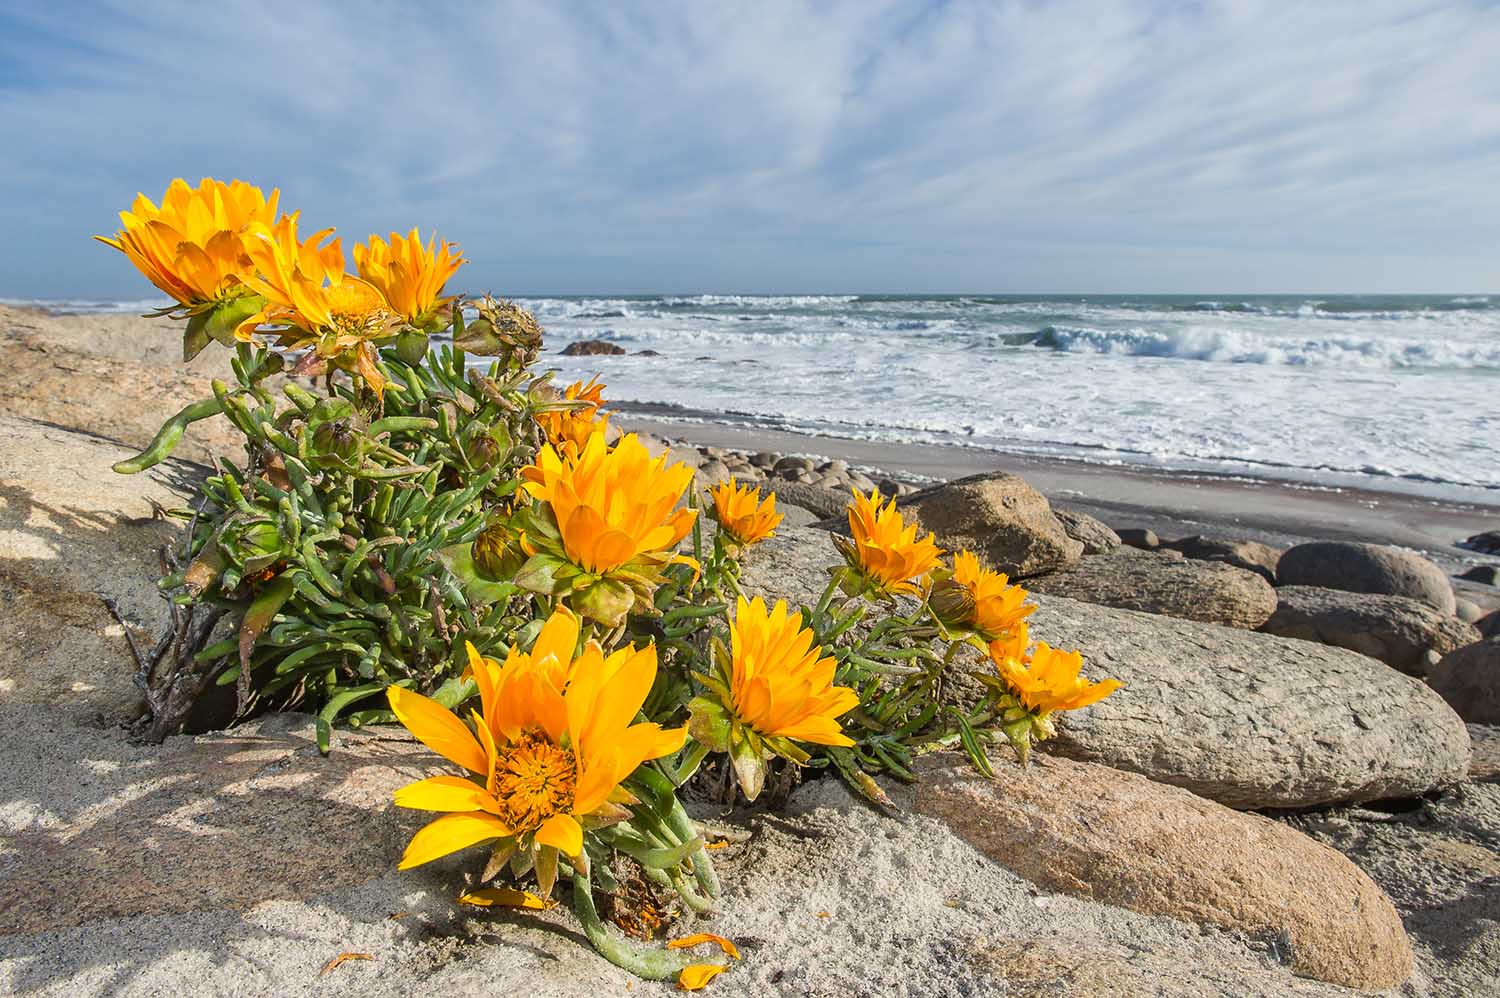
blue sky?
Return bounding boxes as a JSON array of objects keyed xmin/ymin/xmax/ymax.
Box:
[{"xmin": 3, "ymin": 0, "xmax": 1499, "ymax": 297}]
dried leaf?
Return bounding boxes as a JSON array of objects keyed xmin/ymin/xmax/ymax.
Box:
[{"xmin": 318, "ymin": 952, "xmax": 372, "ymax": 976}]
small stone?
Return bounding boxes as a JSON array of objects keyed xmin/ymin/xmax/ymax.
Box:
[
  {"xmin": 695, "ymin": 459, "xmax": 731, "ymax": 487},
  {"xmin": 1116, "ymin": 527, "xmax": 1159, "ymax": 550},
  {"xmin": 1164, "ymin": 535, "xmax": 1283, "ymax": 584},
  {"xmin": 1457, "ymin": 598, "xmax": 1484, "ymax": 624},
  {"xmin": 749, "ymin": 451, "xmax": 778, "ymax": 469},
  {"xmin": 1459, "ymin": 565, "xmax": 1500, "ymax": 586},
  {"xmin": 772, "ymin": 455, "xmax": 815, "ymax": 476},
  {"xmin": 1462, "ymin": 530, "xmax": 1500, "ymax": 554}
]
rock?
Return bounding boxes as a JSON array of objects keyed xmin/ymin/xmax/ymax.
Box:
[
  {"xmin": 1028, "ymin": 550, "xmax": 1278, "ymax": 630},
  {"xmin": 1052, "ymin": 507, "xmax": 1121, "ymax": 554},
  {"xmin": 1164, "ymin": 535, "xmax": 1282, "ymax": 584},
  {"xmin": 749, "ymin": 450, "xmax": 778, "ymax": 469},
  {"xmin": 634, "ymin": 348, "xmax": 661, "ymax": 357},
  {"xmin": 1460, "ymin": 565, "xmax": 1500, "ymax": 586},
  {"xmin": 1470, "ymin": 723, "xmax": 1500, "ymax": 781},
  {"xmin": 1458, "ymin": 598, "xmax": 1484, "ymax": 623},
  {"xmin": 558, "ymin": 339, "xmax": 624, "ymax": 356},
  {"xmin": 899, "ymin": 472, "xmax": 1083, "ymax": 578},
  {"xmin": 695, "ymin": 459, "xmax": 732, "ymax": 487},
  {"xmin": 1277, "ymin": 541, "xmax": 1456, "ymax": 615},
  {"xmin": 1261, "ymin": 586, "xmax": 1480, "ymax": 675},
  {"xmin": 1481, "ymin": 610, "xmax": 1500, "ymax": 640},
  {"xmin": 772, "ymin": 455, "xmax": 815, "ymax": 477},
  {"xmin": 1116, "ymin": 527, "xmax": 1159, "ymax": 550},
  {"xmin": 816, "ymin": 459, "xmax": 848, "ymax": 476},
  {"xmin": 1029, "ymin": 592, "xmax": 1472, "ymax": 808},
  {"xmin": 741, "ymin": 526, "xmax": 1472, "ymax": 810},
  {"xmin": 1282, "ymin": 779, "xmax": 1500, "ymax": 997},
  {"xmin": 0, "ymin": 712, "xmax": 435, "ymax": 935},
  {"xmin": 1462, "ymin": 529, "xmax": 1500, "ymax": 554},
  {"xmin": 1428, "ymin": 638, "xmax": 1500, "ymax": 724},
  {"xmin": 912, "ymin": 752, "xmax": 1412, "ymax": 990},
  {"xmin": 876, "ymin": 478, "xmax": 903, "ymax": 497},
  {"xmin": 0, "ymin": 415, "xmax": 197, "ymax": 722},
  {"xmin": 762, "ymin": 480, "xmax": 850, "ymax": 522}
]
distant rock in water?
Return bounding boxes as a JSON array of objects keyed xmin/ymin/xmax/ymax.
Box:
[
  {"xmin": 560, "ymin": 338, "xmax": 625, "ymax": 356},
  {"xmin": 1461, "ymin": 530, "xmax": 1500, "ymax": 554},
  {"xmin": 635, "ymin": 349, "xmax": 662, "ymax": 357},
  {"xmin": 1277, "ymin": 541, "xmax": 1456, "ymax": 615}
]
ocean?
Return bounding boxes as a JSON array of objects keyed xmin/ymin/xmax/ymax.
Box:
[{"xmin": 14, "ymin": 293, "xmax": 1499, "ymax": 500}]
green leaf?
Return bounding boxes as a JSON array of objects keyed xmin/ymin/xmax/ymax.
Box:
[
  {"xmin": 686, "ymin": 697, "xmax": 731, "ymax": 752},
  {"xmin": 316, "ymin": 682, "xmax": 389, "ymax": 753},
  {"xmin": 572, "ymin": 577, "xmax": 634, "ymax": 627},
  {"xmin": 182, "ymin": 311, "xmax": 212, "ymax": 361},
  {"xmin": 513, "ymin": 553, "xmax": 569, "ymax": 595},
  {"xmin": 237, "ymin": 574, "xmax": 296, "ymax": 707}
]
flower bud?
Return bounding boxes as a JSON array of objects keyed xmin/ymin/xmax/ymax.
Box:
[{"xmin": 927, "ymin": 578, "xmax": 976, "ymax": 630}]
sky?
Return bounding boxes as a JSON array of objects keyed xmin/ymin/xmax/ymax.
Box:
[{"xmin": 3, "ymin": 0, "xmax": 1499, "ymax": 297}]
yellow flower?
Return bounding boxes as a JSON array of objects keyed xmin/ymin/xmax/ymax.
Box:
[
  {"xmin": 709, "ymin": 481, "xmax": 782, "ymax": 548},
  {"xmin": 837, "ymin": 489, "xmax": 942, "ymax": 597},
  {"xmin": 520, "ymin": 432, "xmax": 696, "ymax": 575},
  {"xmin": 535, "ymin": 376, "xmax": 609, "ymax": 454},
  {"xmin": 353, "ymin": 228, "xmax": 466, "ymax": 329},
  {"xmin": 933, "ymin": 549, "xmax": 1036, "ymax": 640},
  {"xmin": 94, "ymin": 177, "xmax": 279, "ymax": 310},
  {"xmin": 388, "ymin": 608, "xmax": 686, "ymax": 876},
  {"xmin": 988, "ymin": 623, "xmax": 1122, "ymax": 716},
  {"xmin": 237, "ymin": 214, "xmax": 395, "ymax": 355},
  {"xmin": 727, "ymin": 596, "xmax": 857, "ymax": 746}
]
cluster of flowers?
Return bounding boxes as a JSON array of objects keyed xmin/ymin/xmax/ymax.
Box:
[{"xmin": 99, "ymin": 178, "xmax": 1120, "ymax": 990}]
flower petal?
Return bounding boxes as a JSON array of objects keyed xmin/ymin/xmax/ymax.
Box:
[
  {"xmin": 388, "ymin": 686, "xmax": 489, "ymax": 775},
  {"xmin": 393, "ymin": 775, "xmax": 501, "ymax": 815},
  {"xmin": 398, "ymin": 812, "xmax": 511, "ymax": 869},
  {"xmin": 534, "ymin": 812, "xmax": 583, "ymax": 858}
]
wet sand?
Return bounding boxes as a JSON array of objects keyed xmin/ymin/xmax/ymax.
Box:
[{"xmin": 617, "ymin": 415, "xmax": 1500, "ymax": 571}]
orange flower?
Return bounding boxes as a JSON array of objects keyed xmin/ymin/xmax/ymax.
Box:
[
  {"xmin": 94, "ymin": 177, "xmax": 278, "ymax": 310},
  {"xmin": 708, "ymin": 481, "xmax": 781, "ymax": 548},
  {"xmin": 353, "ymin": 228, "xmax": 465, "ymax": 329},
  {"xmin": 535, "ymin": 376, "xmax": 609, "ymax": 454},
  {"xmin": 988, "ymin": 623, "xmax": 1121, "ymax": 716},
  {"xmin": 933, "ymin": 549, "xmax": 1036, "ymax": 640},
  {"xmin": 837, "ymin": 489, "xmax": 942, "ymax": 597},
  {"xmin": 726, "ymin": 596, "xmax": 857, "ymax": 746},
  {"xmin": 388, "ymin": 608, "xmax": 685, "ymax": 880}
]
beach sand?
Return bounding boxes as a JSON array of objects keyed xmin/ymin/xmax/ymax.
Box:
[{"xmin": 617, "ymin": 415, "xmax": 1500, "ymax": 574}]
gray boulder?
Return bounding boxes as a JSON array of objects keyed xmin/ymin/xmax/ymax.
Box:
[
  {"xmin": 1427, "ymin": 638, "xmax": 1500, "ymax": 724},
  {"xmin": 558, "ymin": 338, "xmax": 624, "ymax": 356},
  {"xmin": 764, "ymin": 480, "xmax": 850, "ymax": 521},
  {"xmin": 1031, "ymin": 593, "xmax": 1471, "ymax": 809},
  {"xmin": 1164, "ymin": 534, "xmax": 1282, "ymax": 584},
  {"xmin": 1261, "ymin": 586, "xmax": 1480, "ymax": 676},
  {"xmin": 1052, "ymin": 507, "xmax": 1121, "ymax": 554},
  {"xmin": 1027, "ymin": 550, "xmax": 1278, "ymax": 630},
  {"xmin": 1277, "ymin": 541, "xmax": 1456, "ymax": 615},
  {"xmin": 1459, "ymin": 564, "xmax": 1499, "ymax": 586},
  {"xmin": 899, "ymin": 472, "xmax": 1082, "ymax": 578}
]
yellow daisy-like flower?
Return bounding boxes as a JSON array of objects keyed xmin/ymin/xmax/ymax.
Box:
[
  {"xmin": 94, "ymin": 177, "xmax": 279, "ymax": 310},
  {"xmin": 237, "ymin": 213, "xmax": 396, "ymax": 355},
  {"xmin": 708, "ymin": 481, "xmax": 782, "ymax": 549},
  {"xmin": 353, "ymin": 228, "xmax": 466, "ymax": 329},
  {"xmin": 932, "ymin": 549, "xmax": 1036, "ymax": 640},
  {"xmin": 989, "ymin": 623, "xmax": 1122, "ymax": 716},
  {"xmin": 837, "ymin": 489, "xmax": 942, "ymax": 598},
  {"xmin": 521, "ymin": 432, "xmax": 696, "ymax": 575},
  {"xmin": 388, "ymin": 608, "xmax": 686, "ymax": 876},
  {"xmin": 535, "ymin": 376, "xmax": 610, "ymax": 455},
  {"xmin": 727, "ymin": 596, "xmax": 857, "ymax": 746}
]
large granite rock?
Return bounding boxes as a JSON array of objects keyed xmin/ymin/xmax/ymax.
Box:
[
  {"xmin": 1283, "ymin": 779, "xmax": 1500, "ymax": 998},
  {"xmin": 0, "ymin": 415, "xmax": 198, "ymax": 722},
  {"xmin": 1262, "ymin": 586, "xmax": 1480, "ymax": 676},
  {"xmin": 899, "ymin": 472, "xmax": 1082, "ymax": 578},
  {"xmin": 1028, "ymin": 550, "xmax": 1278, "ymax": 630},
  {"xmin": 912, "ymin": 752, "xmax": 1412, "ymax": 990},
  {"xmin": 1277, "ymin": 541, "xmax": 1456, "ymax": 615},
  {"xmin": 743, "ymin": 527, "xmax": 1472, "ymax": 810},
  {"xmin": 1052, "ymin": 507, "xmax": 1122, "ymax": 554},
  {"xmin": 764, "ymin": 480, "xmax": 851, "ymax": 521},
  {"xmin": 1164, "ymin": 534, "xmax": 1283, "ymax": 584},
  {"xmin": 1031, "ymin": 593, "xmax": 1472, "ymax": 808},
  {"xmin": 1427, "ymin": 638, "xmax": 1500, "ymax": 724}
]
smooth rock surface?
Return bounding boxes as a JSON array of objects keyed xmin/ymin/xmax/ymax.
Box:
[
  {"xmin": 1278, "ymin": 541, "xmax": 1456, "ymax": 615},
  {"xmin": 761, "ymin": 480, "xmax": 851, "ymax": 521},
  {"xmin": 1030, "ymin": 593, "xmax": 1472, "ymax": 808},
  {"xmin": 1262, "ymin": 586, "xmax": 1480, "ymax": 675},
  {"xmin": 1164, "ymin": 534, "xmax": 1283, "ymax": 584},
  {"xmin": 1428, "ymin": 638, "xmax": 1500, "ymax": 724},
  {"xmin": 1116, "ymin": 527, "xmax": 1159, "ymax": 549},
  {"xmin": 1052, "ymin": 507, "xmax": 1122, "ymax": 554},
  {"xmin": 912, "ymin": 751, "xmax": 1413, "ymax": 990},
  {"xmin": 1028, "ymin": 549, "xmax": 1278, "ymax": 629},
  {"xmin": 1283, "ymin": 779, "xmax": 1500, "ymax": 998},
  {"xmin": 899, "ymin": 472, "xmax": 1082, "ymax": 578},
  {"xmin": 0, "ymin": 705, "xmax": 1366, "ymax": 997},
  {"xmin": 0, "ymin": 415, "xmax": 199, "ymax": 721}
]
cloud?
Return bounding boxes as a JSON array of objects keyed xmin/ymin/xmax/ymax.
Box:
[{"xmin": 4, "ymin": 0, "xmax": 1499, "ymax": 296}]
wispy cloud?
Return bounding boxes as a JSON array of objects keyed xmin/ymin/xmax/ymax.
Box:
[{"xmin": 4, "ymin": 0, "xmax": 1499, "ymax": 295}]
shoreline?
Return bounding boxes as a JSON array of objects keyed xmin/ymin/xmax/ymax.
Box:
[{"xmin": 617, "ymin": 414, "xmax": 1500, "ymax": 570}]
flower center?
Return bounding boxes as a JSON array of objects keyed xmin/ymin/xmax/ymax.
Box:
[
  {"xmin": 326, "ymin": 281, "xmax": 389, "ymax": 332},
  {"xmin": 493, "ymin": 729, "xmax": 577, "ymax": 833}
]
